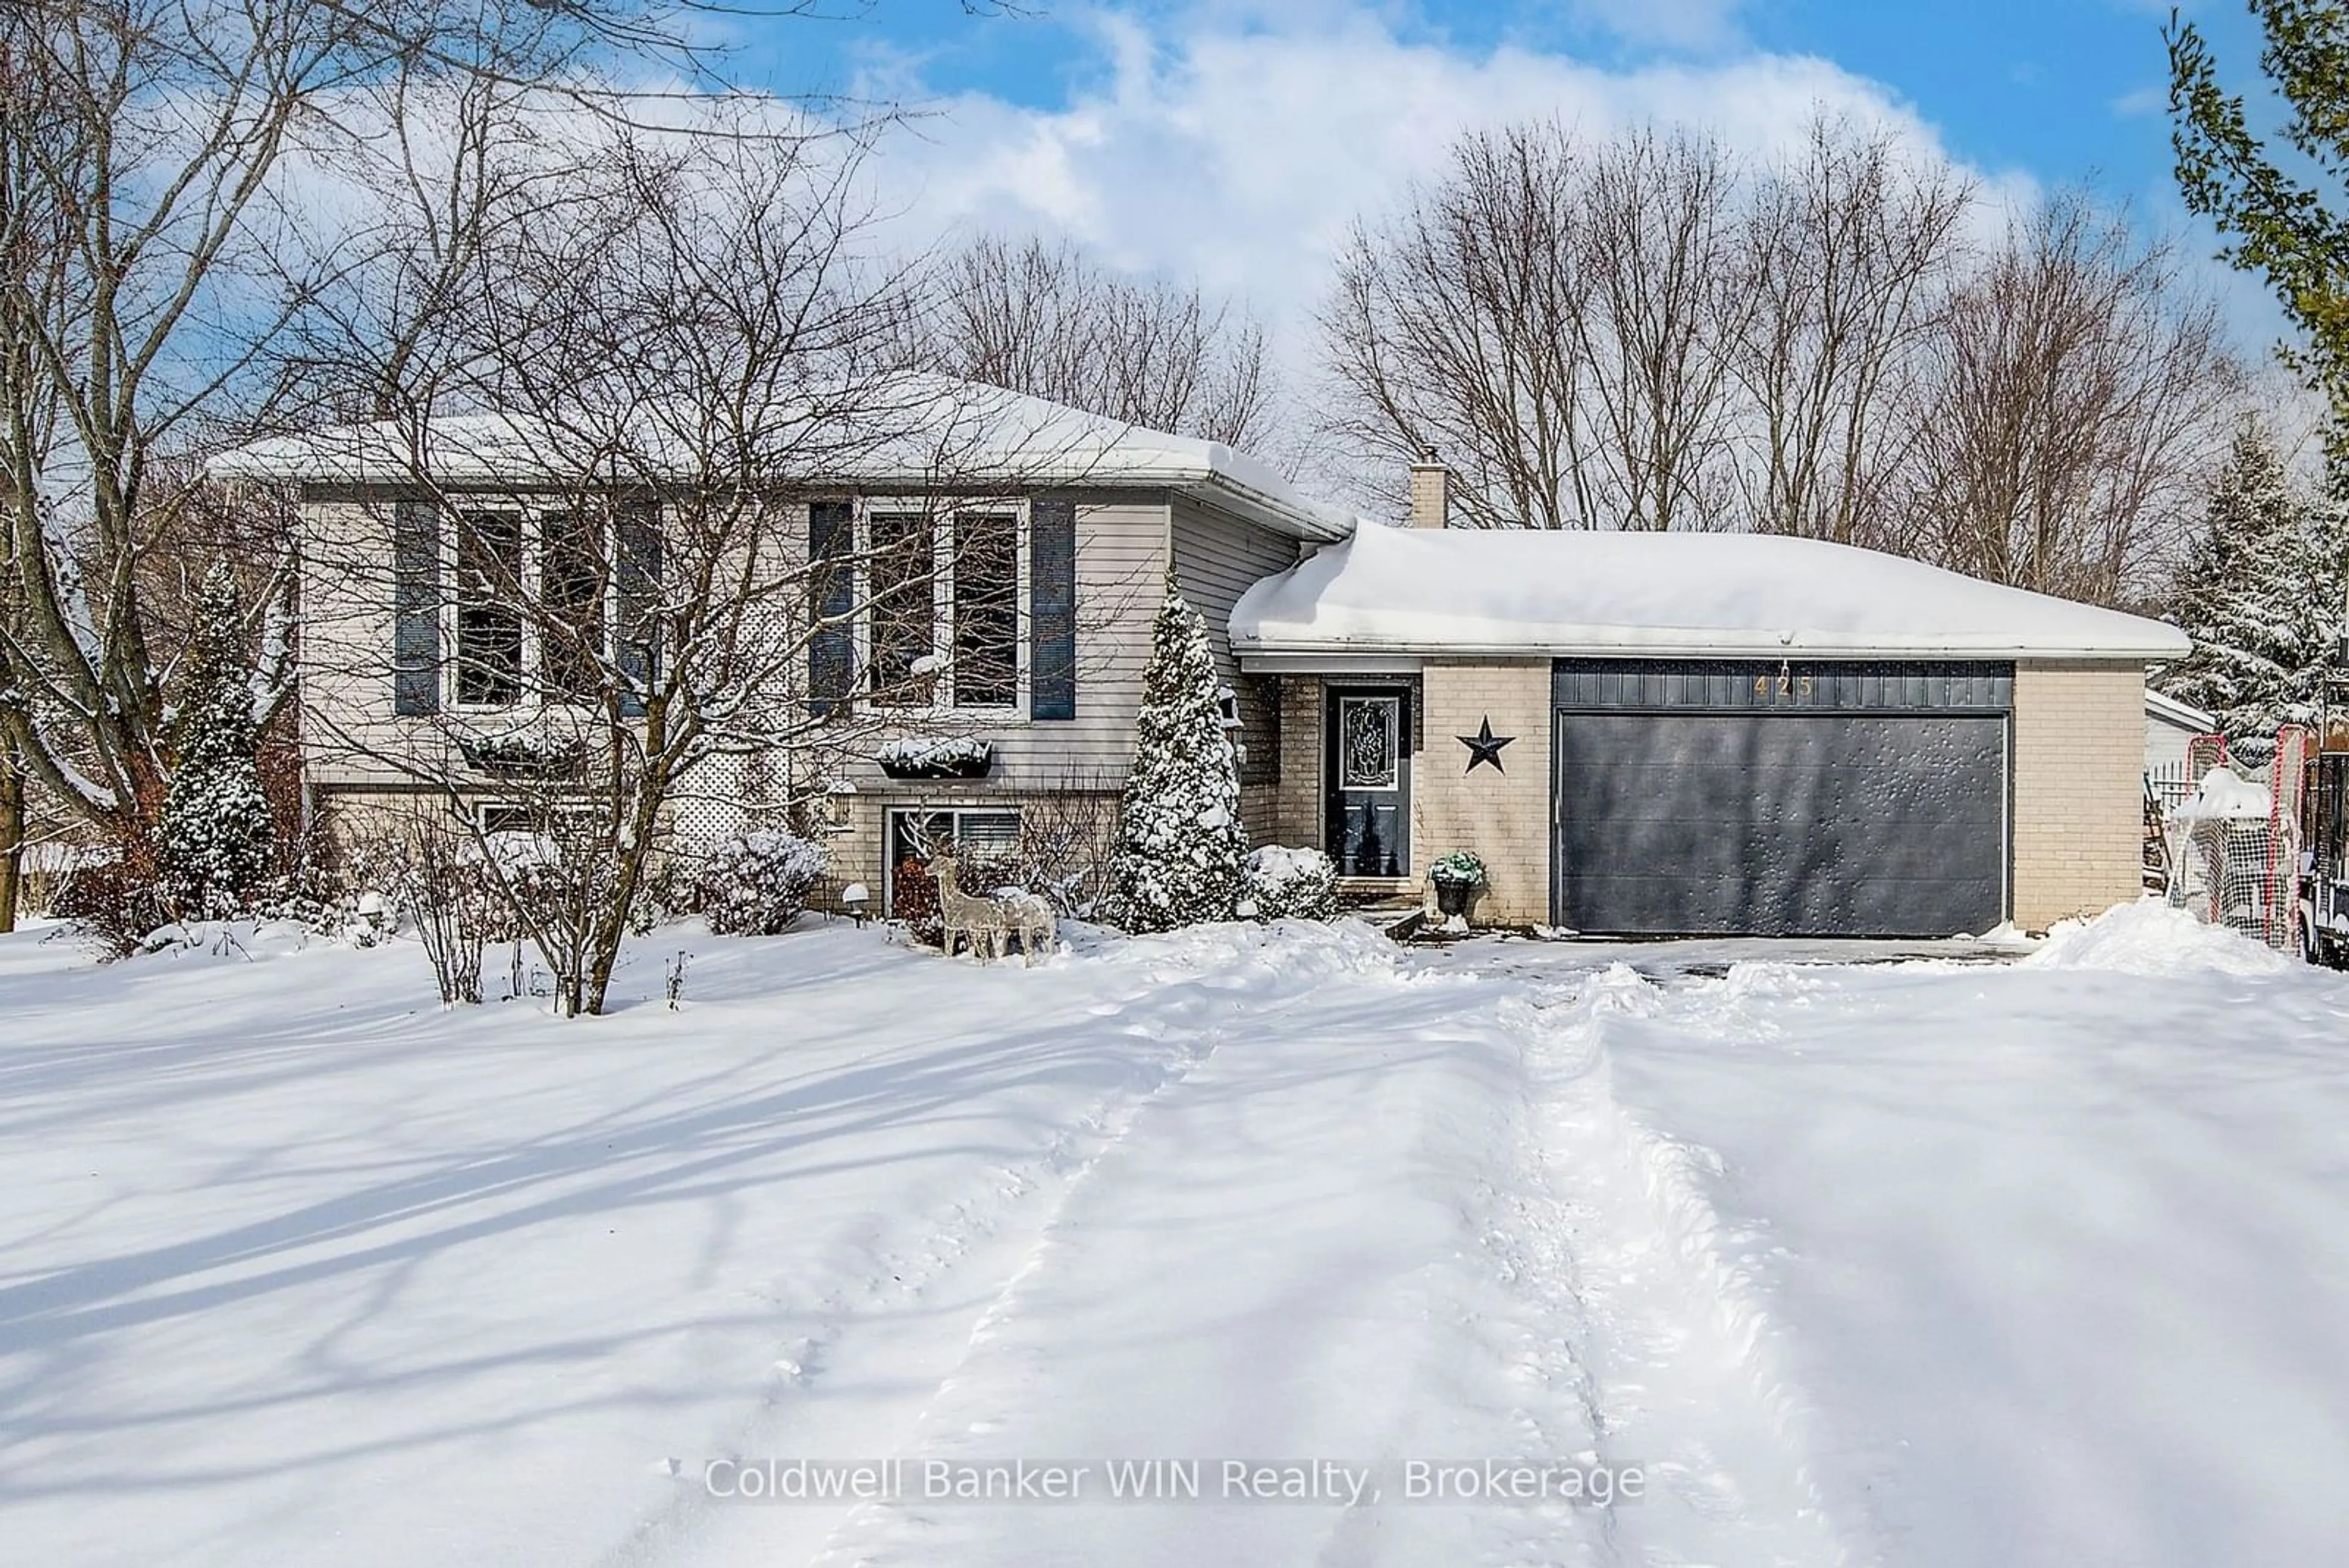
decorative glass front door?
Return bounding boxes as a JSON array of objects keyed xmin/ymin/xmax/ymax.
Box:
[{"xmin": 1326, "ymin": 688, "xmax": 1409, "ymax": 877}]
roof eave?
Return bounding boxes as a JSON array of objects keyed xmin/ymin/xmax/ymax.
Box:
[
  {"xmin": 1174, "ymin": 471, "xmax": 1353, "ymax": 542},
  {"xmin": 1235, "ymin": 634, "xmax": 2190, "ymax": 663},
  {"xmin": 209, "ymin": 450, "xmax": 1355, "ymax": 542}
]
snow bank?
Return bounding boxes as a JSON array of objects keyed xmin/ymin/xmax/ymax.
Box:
[{"xmin": 2023, "ymin": 898, "xmax": 2294, "ymax": 978}]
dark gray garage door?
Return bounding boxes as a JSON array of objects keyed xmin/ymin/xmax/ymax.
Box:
[{"xmin": 1553, "ymin": 662, "xmax": 2009, "ymax": 937}]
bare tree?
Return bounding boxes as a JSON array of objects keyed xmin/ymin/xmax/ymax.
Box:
[
  {"xmin": 928, "ymin": 235, "xmax": 1277, "ymax": 450},
  {"xmin": 0, "ymin": 749, "xmax": 20, "ymax": 929},
  {"xmin": 1898, "ymin": 195, "xmax": 2241, "ymax": 602},
  {"xmin": 1318, "ymin": 115, "xmax": 2245, "ymax": 598},
  {"xmin": 1318, "ymin": 122, "xmax": 1749, "ymax": 529},
  {"xmin": 1318, "ymin": 121, "xmax": 1600, "ymax": 529},
  {"xmin": 0, "ymin": 0, "xmax": 735, "ymax": 917},
  {"xmin": 1575, "ymin": 128, "xmax": 1751, "ymax": 531},
  {"xmin": 1732, "ymin": 117, "xmax": 1972, "ymax": 543}
]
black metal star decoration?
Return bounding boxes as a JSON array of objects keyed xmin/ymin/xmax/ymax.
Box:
[{"xmin": 1458, "ymin": 716, "xmax": 1515, "ymax": 774}]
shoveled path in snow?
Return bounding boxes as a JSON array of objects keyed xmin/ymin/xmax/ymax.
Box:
[{"xmin": 655, "ymin": 929, "xmax": 1848, "ymax": 1568}]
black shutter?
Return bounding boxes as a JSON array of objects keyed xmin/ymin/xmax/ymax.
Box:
[
  {"xmin": 617, "ymin": 502, "xmax": 662, "ymax": 719},
  {"xmin": 807, "ymin": 500, "xmax": 855, "ymax": 717},
  {"xmin": 392, "ymin": 500, "xmax": 440, "ymax": 716},
  {"xmin": 1029, "ymin": 496, "xmax": 1076, "ymax": 721}
]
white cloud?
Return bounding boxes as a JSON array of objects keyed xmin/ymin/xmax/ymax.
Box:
[{"xmin": 859, "ymin": 7, "xmax": 2001, "ymax": 370}]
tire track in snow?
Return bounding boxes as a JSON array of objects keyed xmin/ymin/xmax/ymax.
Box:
[
  {"xmin": 607, "ymin": 927, "xmax": 1383, "ymax": 1568},
  {"xmin": 797, "ymin": 934, "xmax": 1401, "ymax": 1568},
  {"xmin": 1508, "ymin": 964, "xmax": 1857, "ymax": 1568}
]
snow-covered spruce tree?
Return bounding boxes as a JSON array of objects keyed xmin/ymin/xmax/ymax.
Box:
[
  {"xmin": 157, "ymin": 565, "xmax": 276, "ymax": 918},
  {"xmin": 2159, "ymin": 423, "xmax": 2346, "ymax": 759},
  {"xmin": 1107, "ymin": 588, "xmax": 1250, "ymax": 931}
]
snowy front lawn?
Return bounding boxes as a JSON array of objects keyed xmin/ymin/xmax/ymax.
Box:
[{"xmin": 3, "ymin": 905, "xmax": 2347, "ymax": 1566}]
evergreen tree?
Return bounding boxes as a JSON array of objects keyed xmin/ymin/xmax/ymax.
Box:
[
  {"xmin": 1107, "ymin": 587, "xmax": 1249, "ymax": 931},
  {"xmin": 2161, "ymin": 424, "xmax": 2347, "ymax": 759},
  {"xmin": 2163, "ymin": 426, "xmax": 2301, "ymax": 725},
  {"xmin": 158, "ymin": 565, "xmax": 276, "ymax": 916}
]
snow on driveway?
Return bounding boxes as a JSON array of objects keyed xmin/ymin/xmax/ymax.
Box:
[
  {"xmin": 4, "ymin": 905, "xmax": 2348, "ymax": 1566},
  {"xmin": 1581, "ymin": 908, "xmax": 2349, "ymax": 1568}
]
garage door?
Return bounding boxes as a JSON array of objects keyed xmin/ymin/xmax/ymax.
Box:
[{"xmin": 1553, "ymin": 661, "xmax": 2009, "ymax": 937}]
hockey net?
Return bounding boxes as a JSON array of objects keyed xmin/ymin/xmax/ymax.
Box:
[{"xmin": 2164, "ymin": 726, "xmax": 2312, "ymax": 951}]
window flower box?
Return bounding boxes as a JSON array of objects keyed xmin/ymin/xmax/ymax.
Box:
[
  {"xmin": 876, "ymin": 737, "xmax": 995, "ymax": 781},
  {"xmin": 458, "ymin": 730, "xmax": 585, "ymax": 780}
]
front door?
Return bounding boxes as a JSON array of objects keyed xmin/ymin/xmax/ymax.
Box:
[{"xmin": 1326, "ymin": 686, "xmax": 1411, "ymax": 877}]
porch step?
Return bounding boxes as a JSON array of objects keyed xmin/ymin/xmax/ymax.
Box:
[{"xmin": 1353, "ymin": 904, "xmax": 1427, "ymax": 941}]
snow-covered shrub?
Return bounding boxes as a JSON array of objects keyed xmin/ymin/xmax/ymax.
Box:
[
  {"xmin": 386, "ymin": 825, "xmax": 502, "ymax": 1004},
  {"xmin": 993, "ymin": 782, "xmax": 1120, "ymax": 918},
  {"xmin": 695, "ymin": 830, "xmax": 828, "ymax": 936},
  {"xmin": 1243, "ymin": 846, "xmax": 1337, "ymax": 922},
  {"xmin": 1105, "ymin": 590, "xmax": 1250, "ymax": 932},
  {"xmin": 157, "ymin": 565, "xmax": 277, "ymax": 918}
]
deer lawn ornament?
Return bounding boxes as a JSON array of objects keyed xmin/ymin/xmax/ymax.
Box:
[
  {"xmin": 932, "ymin": 852, "xmax": 1011, "ymax": 962},
  {"xmin": 932, "ymin": 853, "xmax": 1055, "ymax": 965},
  {"xmin": 999, "ymin": 888, "xmax": 1056, "ymax": 962}
]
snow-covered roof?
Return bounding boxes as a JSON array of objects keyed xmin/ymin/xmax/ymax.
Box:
[
  {"xmin": 1230, "ymin": 525, "xmax": 2191, "ymax": 662},
  {"xmin": 2145, "ymin": 689, "xmax": 2216, "ymax": 733},
  {"xmin": 209, "ymin": 374, "xmax": 1354, "ymax": 543}
]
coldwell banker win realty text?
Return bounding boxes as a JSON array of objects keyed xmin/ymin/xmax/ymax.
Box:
[{"xmin": 703, "ymin": 1458, "xmax": 1646, "ymax": 1506}]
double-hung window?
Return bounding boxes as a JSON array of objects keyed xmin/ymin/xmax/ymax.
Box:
[
  {"xmin": 951, "ymin": 510, "xmax": 1019, "ymax": 708},
  {"xmin": 817, "ymin": 500, "xmax": 1026, "ymax": 714},
  {"xmin": 455, "ymin": 510, "xmax": 527, "ymax": 707},
  {"xmin": 867, "ymin": 511, "xmax": 938, "ymax": 705},
  {"xmin": 447, "ymin": 503, "xmax": 651, "ymax": 711}
]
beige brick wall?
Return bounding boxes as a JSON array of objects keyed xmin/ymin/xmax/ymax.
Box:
[
  {"xmin": 1271, "ymin": 676, "xmax": 1324, "ymax": 850},
  {"xmin": 1414, "ymin": 660, "xmax": 1552, "ymax": 925},
  {"xmin": 2013, "ymin": 660, "xmax": 2146, "ymax": 932},
  {"xmin": 1408, "ymin": 464, "xmax": 1450, "ymax": 529}
]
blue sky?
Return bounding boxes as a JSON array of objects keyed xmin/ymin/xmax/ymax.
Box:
[
  {"xmin": 708, "ymin": 0, "xmax": 2287, "ymax": 365},
  {"xmin": 758, "ymin": 0, "xmax": 2254, "ymax": 199}
]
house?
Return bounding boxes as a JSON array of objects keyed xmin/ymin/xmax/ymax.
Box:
[
  {"xmin": 217, "ymin": 390, "xmax": 2188, "ymax": 938},
  {"xmin": 211, "ymin": 381, "xmax": 1342, "ymax": 910},
  {"xmin": 2145, "ymin": 689, "xmax": 2218, "ymax": 811}
]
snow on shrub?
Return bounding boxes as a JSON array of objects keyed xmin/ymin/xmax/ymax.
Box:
[
  {"xmin": 696, "ymin": 830, "xmax": 828, "ymax": 936},
  {"xmin": 1243, "ymin": 846, "xmax": 1337, "ymax": 922},
  {"xmin": 1429, "ymin": 850, "xmax": 1487, "ymax": 886}
]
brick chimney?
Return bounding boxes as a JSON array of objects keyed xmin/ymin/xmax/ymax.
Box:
[{"xmin": 1408, "ymin": 449, "xmax": 1450, "ymax": 530}]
